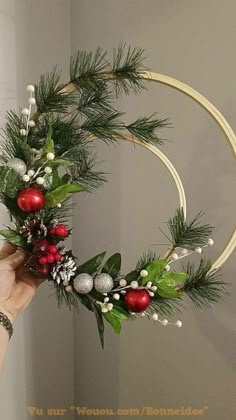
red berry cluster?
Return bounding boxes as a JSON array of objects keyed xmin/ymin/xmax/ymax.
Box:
[
  {"xmin": 49, "ymin": 224, "xmax": 68, "ymax": 237},
  {"xmin": 34, "ymin": 239, "xmax": 62, "ymax": 276}
]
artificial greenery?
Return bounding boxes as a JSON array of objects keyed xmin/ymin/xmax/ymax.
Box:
[{"xmin": 0, "ymin": 45, "xmax": 227, "ymax": 347}]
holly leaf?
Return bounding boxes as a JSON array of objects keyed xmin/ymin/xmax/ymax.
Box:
[
  {"xmin": 0, "ymin": 228, "xmax": 26, "ymax": 248},
  {"xmin": 0, "ymin": 166, "xmax": 23, "ymax": 198},
  {"xmin": 101, "ymin": 253, "xmax": 121, "ymax": 277},
  {"xmin": 157, "ymin": 285, "xmax": 182, "ymax": 299},
  {"xmin": 77, "ymin": 252, "xmax": 106, "ymax": 275},
  {"xmin": 45, "ymin": 183, "xmax": 87, "ymax": 207},
  {"xmin": 142, "ymin": 259, "xmax": 167, "ymax": 284},
  {"xmin": 158, "ymin": 272, "xmax": 189, "ymax": 288}
]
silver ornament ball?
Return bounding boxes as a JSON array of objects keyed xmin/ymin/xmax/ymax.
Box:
[
  {"xmin": 7, "ymin": 158, "xmax": 27, "ymax": 176},
  {"xmin": 94, "ymin": 273, "xmax": 114, "ymax": 293},
  {"xmin": 73, "ymin": 273, "xmax": 93, "ymax": 294}
]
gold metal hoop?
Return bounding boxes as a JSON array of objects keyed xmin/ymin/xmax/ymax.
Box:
[{"xmin": 138, "ymin": 71, "xmax": 236, "ymax": 270}]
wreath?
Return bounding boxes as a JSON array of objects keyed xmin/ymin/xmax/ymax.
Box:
[{"xmin": 0, "ymin": 46, "xmax": 227, "ymax": 346}]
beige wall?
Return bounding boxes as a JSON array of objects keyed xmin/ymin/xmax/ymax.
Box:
[{"xmin": 71, "ymin": 1, "xmax": 236, "ymax": 419}]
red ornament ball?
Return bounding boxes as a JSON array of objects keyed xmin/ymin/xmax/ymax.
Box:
[
  {"xmin": 37, "ymin": 264, "xmax": 49, "ymax": 277},
  {"xmin": 17, "ymin": 188, "xmax": 45, "ymax": 212},
  {"xmin": 125, "ymin": 289, "xmax": 151, "ymax": 313},
  {"xmin": 34, "ymin": 239, "xmax": 48, "ymax": 255},
  {"xmin": 47, "ymin": 244, "xmax": 58, "ymax": 254}
]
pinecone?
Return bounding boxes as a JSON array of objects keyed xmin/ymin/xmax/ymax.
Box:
[
  {"xmin": 19, "ymin": 217, "xmax": 47, "ymax": 243},
  {"xmin": 51, "ymin": 254, "xmax": 77, "ymax": 285}
]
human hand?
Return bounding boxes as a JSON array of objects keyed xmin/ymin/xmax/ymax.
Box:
[{"xmin": 0, "ymin": 243, "xmax": 43, "ymax": 322}]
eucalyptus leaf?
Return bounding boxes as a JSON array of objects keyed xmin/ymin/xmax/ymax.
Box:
[
  {"xmin": 45, "ymin": 183, "xmax": 87, "ymax": 207},
  {"xmin": 0, "ymin": 228, "xmax": 26, "ymax": 247},
  {"xmin": 77, "ymin": 251, "xmax": 106, "ymax": 275},
  {"xmin": 0, "ymin": 166, "xmax": 23, "ymax": 198},
  {"xmin": 102, "ymin": 253, "xmax": 121, "ymax": 277}
]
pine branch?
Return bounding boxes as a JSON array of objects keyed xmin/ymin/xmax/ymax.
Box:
[
  {"xmin": 81, "ymin": 109, "xmax": 124, "ymax": 142},
  {"xmin": 182, "ymin": 259, "xmax": 228, "ymax": 308},
  {"xmin": 167, "ymin": 208, "xmax": 213, "ymax": 250},
  {"xmin": 149, "ymin": 296, "xmax": 183, "ymax": 317},
  {"xmin": 127, "ymin": 114, "xmax": 169, "ymax": 145},
  {"xmin": 135, "ymin": 250, "xmax": 157, "ymax": 272},
  {"xmin": 35, "ymin": 67, "xmax": 76, "ymax": 114},
  {"xmin": 76, "ymin": 82, "xmax": 114, "ymax": 117}
]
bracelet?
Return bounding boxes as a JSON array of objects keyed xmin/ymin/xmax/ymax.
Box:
[{"xmin": 0, "ymin": 312, "xmax": 13, "ymax": 340}]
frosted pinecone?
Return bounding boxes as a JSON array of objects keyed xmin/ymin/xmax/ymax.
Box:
[
  {"xmin": 51, "ymin": 254, "xmax": 77, "ymax": 285},
  {"xmin": 19, "ymin": 217, "xmax": 47, "ymax": 243}
]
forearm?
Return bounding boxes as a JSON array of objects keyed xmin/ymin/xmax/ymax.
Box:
[{"xmin": 0, "ymin": 324, "xmax": 10, "ymax": 375}]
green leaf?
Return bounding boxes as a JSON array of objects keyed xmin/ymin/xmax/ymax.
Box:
[
  {"xmin": 125, "ymin": 269, "xmax": 139, "ymax": 283},
  {"xmin": 102, "ymin": 253, "xmax": 121, "ymax": 277},
  {"xmin": 0, "ymin": 166, "xmax": 23, "ymax": 198},
  {"xmin": 45, "ymin": 183, "xmax": 87, "ymax": 207},
  {"xmin": 0, "ymin": 228, "xmax": 26, "ymax": 247},
  {"xmin": 157, "ymin": 285, "xmax": 181, "ymax": 299},
  {"xmin": 50, "ymin": 158, "xmax": 73, "ymax": 168},
  {"xmin": 91, "ymin": 301, "xmax": 105, "ymax": 348},
  {"xmin": 142, "ymin": 259, "xmax": 167, "ymax": 284},
  {"xmin": 77, "ymin": 252, "xmax": 106, "ymax": 275},
  {"xmin": 158, "ymin": 272, "xmax": 189, "ymax": 288},
  {"xmin": 43, "ymin": 126, "xmax": 54, "ymax": 154},
  {"xmin": 112, "ymin": 305, "xmax": 130, "ymax": 320},
  {"xmin": 51, "ymin": 169, "xmax": 63, "ymax": 189},
  {"xmin": 103, "ymin": 311, "xmax": 122, "ymax": 334}
]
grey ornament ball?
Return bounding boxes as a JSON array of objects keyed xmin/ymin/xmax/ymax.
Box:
[
  {"xmin": 94, "ymin": 273, "xmax": 114, "ymax": 293},
  {"xmin": 7, "ymin": 158, "xmax": 27, "ymax": 176},
  {"xmin": 73, "ymin": 273, "xmax": 93, "ymax": 294}
]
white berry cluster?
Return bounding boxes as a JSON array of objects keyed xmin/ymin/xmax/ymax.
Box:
[
  {"xmin": 20, "ymin": 85, "xmax": 36, "ymax": 137},
  {"xmin": 169, "ymin": 238, "xmax": 214, "ymax": 263}
]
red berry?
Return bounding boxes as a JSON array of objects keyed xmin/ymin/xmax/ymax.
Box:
[
  {"xmin": 55, "ymin": 225, "xmax": 68, "ymax": 237},
  {"xmin": 47, "ymin": 253, "xmax": 55, "ymax": 264},
  {"xmin": 34, "ymin": 239, "xmax": 49, "ymax": 255},
  {"xmin": 49, "ymin": 227, "xmax": 56, "ymax": 235},
  {"xmin": 38, "ymin": 256, "xmax": 48, "ymax": 265},
  {"xmin": 48, "ymin": 244, "xmax": 58, "ymax": 254},
  {"xmin": 54, "ymin": 253, "xmax": 62, "ymax": 261},
  {"xmin": 37, "ymin": 264, "xmax": 49, "ymax": 276}
]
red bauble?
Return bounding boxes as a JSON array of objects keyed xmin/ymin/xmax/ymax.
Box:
[
  {"xmin": 125, "ymin": 289, "xmax": 151, "ymax": 313},
  {"xmin": 47, "ymin": 244, "xmax": 58, "ymax": 254},
  {"xmin": 37, "ymin": 264, "xmax": 49, "ymax": 277},
  {"xmin": 17, "ymin": 188, "xmax": 45, "ymax": 212},
  {"xmin": 34, "ymin": 239, "xmax": 49, "ymax": 255}
]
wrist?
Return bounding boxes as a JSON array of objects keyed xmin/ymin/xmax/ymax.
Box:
[
  {"xmin": 0, "ymin": 306, "xmax": 14, "ymax": 323},
  {"xmin": 0, "ymin": 311, "xmax": 13, "ymax": 340}
]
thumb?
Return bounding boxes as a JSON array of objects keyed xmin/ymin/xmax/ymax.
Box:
[{"xmin": 3, "ymin": 249, "xmax": 26, "ymax": 270}]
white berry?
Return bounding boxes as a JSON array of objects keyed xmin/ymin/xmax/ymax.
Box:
[
  {"xmin": 195, "ymin": 247, "xmax": 202, "ymax": 254},
  {"xmin": 107, "ymin": 303, "xmax": 113, "ymax": 311},
  {"xmin": 46, "ymin": 152, "xmax": 55, "ymax": 161},
  {"xmin": 171, "ymin": 252, "xmax": 179, "ymax": 260},
  {"xmin": 176, "ymin": 320, "xmax": 182, "ymax": 328},
  {"xmin": 21, "ymin": 108, "xmax": 30, "ymax": 116},
  {"xmin": 140, "ymin": 269, "xmax": 148, "ymax": 277},
  {"xmin": 113, "ymin": 293, "xmax": 120, "ymax": 300},
  {"xmin": 28, "ymin": 120, "xmax": 35, "ymax": 128},
  {"xmin": 151, "ymin": 285, "xmax": 157, "ymax": 292},
  {"xmin": 101, "ymin": 306, "xmax": 108, "ymax": 313},
  {"xmin": 20, "ymin": 128, "xmax": 27, "ymax": 136},
  {"xmin": 152, "ymin": 313, "xmax": 158, "ymax": 321},
  {"xmin": 26, "ymin": 85, "xmax": 35, "ymax": 93},
  {"xmin": 65, "ymin": 285, "xmax": 72, "ymax": 293},
  {"xmin": 36, "ymin": 177, "xmax": 44, "ymax": 185},
  {"xmin": 162, "ymin": 319, "xmax": 168, "ymax": 326},
  {"xmin": 181, "ymin": 248, "xmax": 188, "ymax": 256},
  {"xmin": 146, "ymin": 281, "xmax": 152, "ymax": 289},
  {"xmin": 22, "ymin": 174, "xmax": 30, "ymax": 182},
  {"xmin": 208, "ymin": 238, "xmax": 214, "ymax": 246},
  {"xmin": 57, "ymin": 203, "xmax": 62, "ymax": 208},
  {"xmin": 104, "ymin": 297, "xmax": 109, "ymax": 303},
  {"xmin": 119, "ymin": 279, "xmax": 127, "ymax": 287},
  {"xmin": 165, "ymin": 264, "xmax": 170, "ymax": 272},
  {"xmin": 44, "ymin": 166, "xmax": 52, "ymax": 174},
  {"xmin": 149, "ymin": 291, "xmax": 154, "ymax": 297},
  {"xmin": 27, "ymin": 169, "xmax": 35, "ymax": 177},
  {"xmin": 28, "ymin": 97, "xmax": 36, "ymax": 105},
  {"xmin": 130, "ymin": 280, "xmax": 139, "ymax": 289},
  {"xmin": 141, "ymin": 312, "xmax": 146, "ymax": 317}
]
